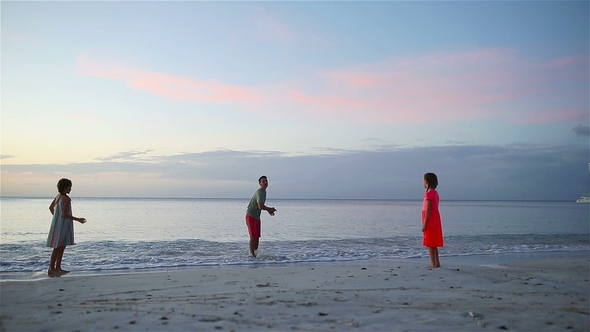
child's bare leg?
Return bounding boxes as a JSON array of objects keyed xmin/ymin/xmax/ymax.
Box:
[
  {"xmin": 56, "ymin": 246, "xmax": 68, "ymax": 272},
  {"xmin": 427, "ymin": 247, "xmax": 435, "ymax": 268},
  {"xmin": 433, "ymin": 248, "xmax": 441, "ymax": 268},
  {"xmin": 427, "ymin": 247, "xmax": 441, "ymax": 268},
  {"xmin": 48, "ymin": 248, "xmax": 59, "ymax": 273},
  {"xmin": 249, "ymin": 237, "xmax": 259, "ymax": 257}
]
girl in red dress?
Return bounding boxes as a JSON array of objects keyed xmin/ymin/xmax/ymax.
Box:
[{"xmin": 422, "ymin": 173, "xmax": 443, "ymax": 268}]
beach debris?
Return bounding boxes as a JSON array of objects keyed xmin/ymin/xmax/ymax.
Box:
[
  {"xmin": 214, "ymin": 326, "xmax": 223, "ymax": 330},
  {"xmin": 129, "ymin": 321, "xmax": 136, "ymax": 324},
  {"xmin": 318, "ymin": 312, "xmax": 328, "ymax": 316},
  {"xmin": 59, "ymin": 289, "xmax": 65, "ymax": 291},
  {"xmin": 160, "ymin": 316, "xmax": 169, "ymax": 320},
  {"xmin": 499, "ymin": 325, "xmax": 508, "ymax": 330},
  {"xmin": 476, "ymin": 321, "xmax": 487, "ymax": 327},
  {"xmin": 361, "ymin": 268, "xmax": 367, "ymax": 270},
  {"xmin": 468, "ymin": 311, "xmax": 483, "ymax": 319},
  {"xmin": 256, "ymin": 282, "xmax": 271, "ymax": 287},
  {"xmin": 299, "ymin": 301, "xmax": 317, "ymax": 307},
  {"xmin": 199, "ymin": 317, "xmax": 221, "ymax": 322},
  {"xmin": 347, "ymin": 320, "xmax": 359, "ymax": 327}
]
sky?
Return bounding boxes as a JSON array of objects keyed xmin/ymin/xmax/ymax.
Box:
[{"xmin": 1, "ymin": 1, "xmax": 589, "ymax": 201}]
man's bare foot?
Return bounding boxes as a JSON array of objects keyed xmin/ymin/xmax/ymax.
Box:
[
  {"xmin": 57, "ymin": 269, "xmax": 70, "ymax": 273},
  {"xmin": 426, "ymin": 265, "xmax": 441, "ymax": 269}
]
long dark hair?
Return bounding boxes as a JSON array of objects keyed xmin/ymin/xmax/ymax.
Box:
[
  {"xmin": 424, "ymin": 173, "xmax": 438, "ymax": 190},
  {"xmin": 57, "ymin": 178, "xmax": 72, "ymax": 194}
]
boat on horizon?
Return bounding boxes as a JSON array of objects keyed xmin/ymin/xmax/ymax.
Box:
[
  {"xmin": 576, "ymin": 194, "xmax": 590, "ymax": 204},
  {"xmin": 576, "ymin": 163, "xmax": 590, "ymax": 203}
]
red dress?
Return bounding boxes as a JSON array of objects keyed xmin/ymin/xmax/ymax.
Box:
[{"xmin": 422, "ymin": 189, "xmax": 443, "ymax": 248}]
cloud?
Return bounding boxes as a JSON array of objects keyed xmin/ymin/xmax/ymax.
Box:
[
  {"xmin": 292, "ymin": 48, "xmax": 589, "ymax": 124},
  {"xmin": 524, "ymin": 108, "xmax": 588, "ymax": 124},
  {"xmin": 76, "ymin": 54, "xmax": 263, "ymax": 106},
  {"xmin": 76, "ymin": 48, "xmax": 588, "ymax": 125},
  {"xmin": 252, "ymin": 14, "xmax": 299, "ymax": 44},
  {"xmin": 95, "ymin": 150, "xmax": 154, "ymax": 162},
  {"xmin": 1, "ymin": 155, "xmax": 17, "ymax": 160},
  {"xmin": 2, "ymin": 144, "xmax": 587, "ymax": 201},
  {"xmin": 572, "ymin": 125, "xmax": 590, "ymax": 137}
]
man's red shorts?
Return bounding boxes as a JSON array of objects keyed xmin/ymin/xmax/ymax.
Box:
[{"xmin": 245, "ymin": 215, "xmax": 261, "ymax": 238}]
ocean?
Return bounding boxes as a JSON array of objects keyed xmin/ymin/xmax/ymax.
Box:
[{"xmin": 1, "ymin": 197, "xmax": 588, "ymax": 277}]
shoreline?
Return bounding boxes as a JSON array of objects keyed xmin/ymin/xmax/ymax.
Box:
[
  {"xmin": 1, "ymin": 250, "xmax": 588, "ymax": 281},
  {"xmin": 1, "ymin": 251, "xmax": 588, "ymax": 331}
]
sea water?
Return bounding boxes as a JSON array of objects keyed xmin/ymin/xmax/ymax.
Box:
[{"xmin": 1, "ymin": 197, "xmax": 588, "ymax": 276}]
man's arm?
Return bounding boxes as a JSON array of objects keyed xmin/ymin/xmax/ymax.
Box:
[{"xmin": 258, "ymin": 202, "xmax": 276, "ymax": 215}]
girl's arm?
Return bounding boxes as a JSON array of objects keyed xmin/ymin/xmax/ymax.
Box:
[
  {"xmin": 422, "ymin": 199, "xmax": 432, "ymax": 232},
  {"xmin": 48, "ymin": 195, "xmax": 59, "ymax": 215},
  {"xmin": 61, "ymin": 196, "xmax": 87, "ymax": 224}
]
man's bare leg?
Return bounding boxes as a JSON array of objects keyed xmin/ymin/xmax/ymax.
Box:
[{"xmin": 249, "ymin": 237, "xmax": 259, "ymax": 257}]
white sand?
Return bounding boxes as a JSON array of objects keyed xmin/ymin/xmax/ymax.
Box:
[{"xmin": 1, "ymin": 251, "xmax": 588, "ymax": 331}]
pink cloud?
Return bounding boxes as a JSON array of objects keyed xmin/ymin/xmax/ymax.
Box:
[
  {"xmin": 523, "ymin": 108, "xmax": 588, "ymax": 125},
  {"xmin": 76, "ymin": 54, "xmax": 262, "ymax": 105},
  {"xmin": 543, "ymin": 56, "xmax": 587, "ymax": 68},
  {"xmin": 279, "ymin": 48, "xmax": 589, "ymax": 124},
  {"xmin": 76, "ymin": 48, "xmax": 588, "ymax": 125}
]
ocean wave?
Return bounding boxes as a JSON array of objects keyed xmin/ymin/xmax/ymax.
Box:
[{"xmin": 1, "ymin": 234, "xmax": 588, "ymax": 274}]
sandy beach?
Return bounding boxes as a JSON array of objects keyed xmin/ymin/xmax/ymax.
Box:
[{"xmin": 1, "ymin": 251, "xmax": 588, "ymax": 331}]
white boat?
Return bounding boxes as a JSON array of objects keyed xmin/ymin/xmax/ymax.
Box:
[{"xmin": 576, "ymin": 163, "xmax": 590, "ymax": 203}]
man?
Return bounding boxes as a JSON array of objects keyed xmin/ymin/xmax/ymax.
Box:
[{"xmin": 245, "ymin": 175, "xmax": 277, "ymax": 257}]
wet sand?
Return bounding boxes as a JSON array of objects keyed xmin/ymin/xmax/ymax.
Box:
[{"xmin": 1, "ymin": 251, "xmax": 588, "ymax": 331}]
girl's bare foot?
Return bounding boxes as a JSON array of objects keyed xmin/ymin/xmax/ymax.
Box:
[
  {"xmin": 57, "ymin": 269, "xmax": 70, "ymax": 273},
  {"xmin": 47, "ymin": 269, "xmax": 66, "ymax": 275}
]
